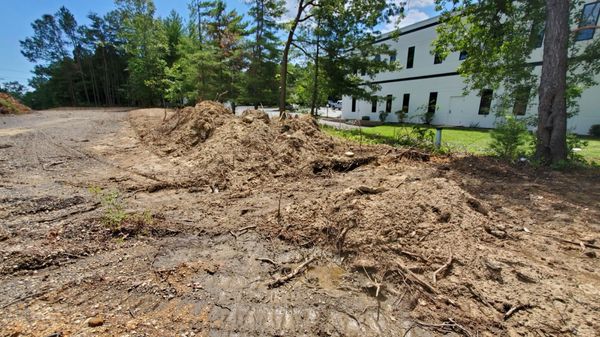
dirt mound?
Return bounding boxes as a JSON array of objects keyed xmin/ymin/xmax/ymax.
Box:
[
  {"xmin": 143, "ymin": 101, "xmax": 374, "ymax": 190},
  {"xmin": 0, "ymin": 93, "xmax": 31, "ymax": 114},
  {"xmin": 266, "ymin": 159, "xmax": 600, "ymax": 336}
]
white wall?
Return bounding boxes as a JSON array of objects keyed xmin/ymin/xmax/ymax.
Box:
[{"xmin": 341, "ymin": 7, "xmax": 600, "ymax": 135}]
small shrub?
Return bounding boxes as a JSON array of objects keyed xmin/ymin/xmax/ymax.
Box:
[
  {"xmin": 490, "ymin": 115, "xmax": 528, "ymax": 160},
  {"xmin": 589, "ymin": 124, "xmax": 600, "ymax": 137},
  {"xmin": 394, "ymin": 110, "xmax": 407, "ymax": 123},
  {"xmin": 89, "ymin": 186, "xmax": 127, "ymax": 229},
  {"xmin": 379, "ymin": 110, "xmax": 390, "ymax": 123},
  {"xmin": 566, "ymin": 133, "xmax": 588, "ymax": 163}
]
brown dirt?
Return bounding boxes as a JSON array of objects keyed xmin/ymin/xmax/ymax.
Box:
[
  {"xmin": 0, "ymin": 93, "xmax": 31, "ymax": 114},
  {"xmin": 132, "ymin": 101, "xmax": 382, "ymax": 191},
  {"xmin": 1, "ymin": 103, "xmax": 599, "ymax": 336}
]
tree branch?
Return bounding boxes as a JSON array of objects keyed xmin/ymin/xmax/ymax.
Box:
[
  {"xmin": 572, "ymin": 25, "xmax": 600, "ymax": 33},
  {"xmin": 298, "ymin": 14, "xmax": 315, "ymax": 23},
  {"xmin": 291, "ymin": 41, "xmax": 315, "ymax": 60}
]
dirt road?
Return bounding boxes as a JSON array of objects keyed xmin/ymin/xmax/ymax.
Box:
[
  {"xmin": 0, "ymin": 109, "xmax": 422, "ymax": 336},
  {"xmin": 1, "ymin": 107, "xmax": 599, "ymax": 337}
]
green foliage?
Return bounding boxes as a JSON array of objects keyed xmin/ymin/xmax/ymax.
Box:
[
  {"xmin": 378, "ymin": 110, "xmax": 390, "ymax": 123},
  {"xmin": 88, "ymin": 186, "xmax": 127, "ymax": 229},
  {"xmin": 0, "ymin": 82, "xmax": 27, "ymax": 101},
  {"xmin": 566, "ymin": 132, "xmax": 589, "ymax": 163},
  {"xmin": 0, "ymin": 98, "xmax": 18, "ymax": 113},
  {"xmin": 416, "ymin": 103, "xmax": 436, "ymax": 125},
  {"xmin": 589, "ymin": 124, "xmax": 600, "ymax": 137},
  {"xmin": 394, "ymin": 110, "xmax": 407, "ymax": 124},
  {"xmin": 243, "ymin": 0, "xmax": 285, "ymax": 107},
  {"xmin": 490, "ymin": 115, "xmax": 528, "ymax": 160},
  {"xmin": 311, "ymin": 0, "xmax": 401, "ymax": 102},
  {"xmin": 322, "ymin": 124, "xmax": 444, "ymax": 153},
  {"xmin": 88, "ymin": 185, "xmax": 156, "ymax": 236}
]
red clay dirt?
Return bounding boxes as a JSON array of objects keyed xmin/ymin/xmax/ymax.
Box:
[
  {"xmin": 0, "ymin": 93, "xmax": 31, "ymax": 114},
  {"xmin": 0, "ymin": 102, "xmax": 599, "ymax": 336}
]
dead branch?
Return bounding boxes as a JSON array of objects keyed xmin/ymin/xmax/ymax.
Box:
[
  {"xmin": 256, "ymin": 257, "xmax": 278, "ymax": 266},
  {"xmin": 277, "ymin": 191, "xmax": 283, "ymax": 222},
  {"xmin": 504, "ymin": 303, "xmax": 532, "ymax": 320},
  {"xmin": 268, "ymin": 255, "xmax": 318, "ymax": 288},
  {"xmin": 396, "ymin": 260, "xmax": 437, "ymax": 294},
  {"xmin": 36, "ymin": 203, "xmax": 100, "ymax": 224},
  {"xmin": 539, "ymin": 234, "xmax": 600, "ymax": 250},
  {"xmin": 238, "ymin": 225, "xmax": 257, "ymax": 232},
  {"xmin": 354, "ymin": 186, "xmax": 387, "ymax": 194},
  {"xmin": 432, "ymin": 256, "xmax": 454, "ymax": 284},
  {"xmin": 415, "ymin": 319, "xmax": 473, "ymax": 337}
]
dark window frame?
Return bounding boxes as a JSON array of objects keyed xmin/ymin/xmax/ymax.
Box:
[
  {"xmin": 351, "ymin": 97, "xmax": 356, "ymax": 112},
  {"xmin": 576, "ymin": 1, "xmax": 600, "ymax": 41},
  {"xmin": 478, "ymin": 89, "xmax": 493, "ymax": 115},
  {"xmin": 402, "ymin": 93, "xmax": 410, "ymax": 113},
  {"xmin": 427, "ymin": 92, "xmax": 438, "ymax": 114},
  {"xmin": 434, "ymin": 53, "xmax": 443, "ymax": 64},
  {"xmin": 407, "ymin": 46, "xmax": 415, "ymax": 69},
  {"xmin": 459, "ymin": 51, "xmax": 468, "ymax": 60},
  {"xmin": 389, "ymin": 51, "xmax": 397, "ymax": 63},
  {"xmin": 513, "ymin": 86, "xmax": 531, "ymax": 116},
  {"xmin": 371, "ymin": 97, "xmax": 378, "ymax": 113},
  {"xmin": 385, "ymin": 95, "xmax": 393, "ymax": 113}
]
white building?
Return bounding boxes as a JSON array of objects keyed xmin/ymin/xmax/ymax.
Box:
[{"xmin": 341, "ymin": 3, "xmax": 600, "ymax": 135}]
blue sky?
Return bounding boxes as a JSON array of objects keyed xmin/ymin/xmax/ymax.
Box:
[{"xmin": 0, "ymin": 0, "xmax": 437, "ymax": 87}]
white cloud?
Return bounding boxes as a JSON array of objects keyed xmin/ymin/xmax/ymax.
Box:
[
  {"xmin": 409, "ymin": 0, "xmax": 435, "ymax": 9},
  {"xmin": 383, "ymin": 9, "xmax": 430, "ymax": 32}
]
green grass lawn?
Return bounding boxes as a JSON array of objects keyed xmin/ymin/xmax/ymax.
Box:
[{"xmin": 323, "ymin": 123, "xmax": 600, "ymax": 163}]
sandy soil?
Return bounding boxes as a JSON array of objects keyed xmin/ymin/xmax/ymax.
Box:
[{"xmin": 1, "ymin": 106, "xmax": 599, "ymax": 337}]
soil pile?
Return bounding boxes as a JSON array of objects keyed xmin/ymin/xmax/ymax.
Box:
[
  {"xmin": 144, "ymin": 101, "xmax": 373, "ymax": 190},
  {"xmin": 267, "ymin": 159, "xmax": 600, "ymax": 336},
  {"xmin": 0, "ymin": 93, "xmax": 31, "ymax": 114}
]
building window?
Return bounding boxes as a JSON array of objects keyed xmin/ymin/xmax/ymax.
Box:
[
  {"xmin": 513, "ymin": 86, "xmax": 530, "ymax": 116},
  {"xmin": 407, "ymin": 46, "xmax": 415, "ymax": 69},
  {"xmin": 427, "ymin": 92, "xmax": 438, "ymax": 114},
  {"xmin": 576, "ymin": 2, "xmax": 600, "ymax": 41},
  {"xmin": 530, "ymin": 22, "xmax": 545, "ymax": 48},
  {"xmin": 386, "ymin": 95, "xmax": 393, "ymax": 113},
  {"xmin": 371, "ymin": 97, "xmax": 377, "ymax": 113},
  {"xmin": 351, "ymin": 97, "xmax": 356, "ymax": 112},
  {"xmin": 434, "ymin": 53, "xmax": 443, "ymax": 64},
  {"xmin": 389, "ymin": 51, "xmax": 397, "ymax": 63},
  {"xmin": 459, "ymin": 51, "xmax": 468, "ymax": 60},
  {"xmin": 478, "ymin": 89, "xmax": 493, "ymax": 115},
  {"xmin": 402, "ymin": 93, "xmax": 410, "ymax": 113},
  {"xmin": 374, "ymin": 54, "xmax": 381, "ymax": 62}
]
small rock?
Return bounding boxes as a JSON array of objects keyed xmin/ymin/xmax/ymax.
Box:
[
  {"xmin": 87, "ymin": 316, "xmax": 105, "ymax": 327},
  {"xmin": 344, "ymin": 151, "xmax": 354, "ymax": 157},
  {"xmin": 584, "ymin": 250, "xmax": 597, "ymax": 258}
]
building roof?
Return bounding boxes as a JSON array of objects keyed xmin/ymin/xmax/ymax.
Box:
[{"xmin": 377, "ymin": 15, "xmax": 441, "ymax": 43}]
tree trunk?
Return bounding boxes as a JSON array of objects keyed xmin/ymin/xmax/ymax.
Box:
[
  {"xmin": 279, "ymin": 0, "xmax": 305, "ymax": 116},
  {"xmin": 536, "ymin": 0, "xmax": 569, "ymax": 164},
  {"xmin": 310, "ymin": 17, "xmax": 321, "ymax": 117}
]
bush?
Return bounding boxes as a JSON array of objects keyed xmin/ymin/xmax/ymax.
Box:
[
  {"xmin": 590, "ymin": 124, "xmax": 600, "ymax": 137},
  {"xmin": 421, "ymin": 110, "xmax": 435, "ymax": 124},
  {"xmin": 394, "ymin": 110, "xmax": 407, "ymax": 123},
  {"xmin": 566, "ymin": 133, "xmax": 588, "ymax": 162},
  {"xmin": 379, "ymin": 111, "xmax": 390, "ymax": 123},
  {"xmin": 490, "ymin": 115, "xmax": 528, "ymax": 160}
]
